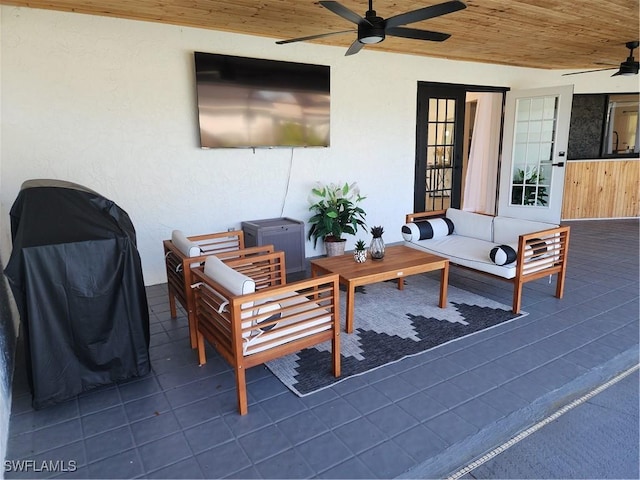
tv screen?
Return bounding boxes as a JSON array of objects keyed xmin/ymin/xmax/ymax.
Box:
[{"xmin": 194, "ymin": 52, "xmax": 330, "ymax": 148}]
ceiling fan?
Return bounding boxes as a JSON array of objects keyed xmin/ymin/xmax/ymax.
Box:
[
  {"xmin": 562, "ymin": 41, "xmax": 639, "ymax": 76},
  {"xmin": 276, "ymin": 0, "xmax": 467, "ymax": 56}
]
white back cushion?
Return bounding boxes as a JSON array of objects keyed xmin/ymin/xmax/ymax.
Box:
[
  {"xmin": 446, "ymin": 208, "xmax": 494, "ymax": 242},
  {"xmin": 171, "ymin": 230, "xmax": 201, "ymax": 257},
  {"xmin": 493, "ymin": 217, "xmax": 556, "ymax": 245},
  {"xmin": 203, "ymin": 256, "xmax": 255, "ymax": 297},
  {"xmin": 203, "ymin": 256, "xmax": 256, "ymax": 339}
]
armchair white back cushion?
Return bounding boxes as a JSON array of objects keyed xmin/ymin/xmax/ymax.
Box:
[
  {"xmin": 171, "ymin": 230, "xmax": 201, "ymax": 257},
  {"xmin": 203, "ymin": 256, "xmax": 256, "ymax": 338},
  {"xmin": 203, "ymin": 256, "xmax": 256, "ymax": 297}
]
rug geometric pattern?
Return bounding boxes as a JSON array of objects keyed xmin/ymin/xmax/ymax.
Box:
[{"xmin": 266, "ymin": 274, "xmax": 527, "ymax": 396}]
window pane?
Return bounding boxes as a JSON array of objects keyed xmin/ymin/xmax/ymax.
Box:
[
  {"xmin": 517, "ymin": 99, "xmax": 531, "ymax": 120},
  {"xmin": 541, "ymin": 119, "xmax": 555, "ymax": 143},
  {"xmin": 445, "ymin": 123, "xmax": 454, "ymax": 146},
  {"xmin": 528, "ymin": 120, "xmax": 542, "ymax": 142},
  {"xmin": 427, "ymin": 146, "xmax": 437, "ymax": 166},
  {"xmin": 530, "ymin": 98, "xmax": 544, "ymax": 120},
  {"xmin": 543, "ymin": 97, "xmax": 557, "ymax": 119},
  {"xmin": 429, "ymin": 98, "xmax": 438, "ymax": 122},
  {"xmin": 437, "ymin": 99, "xmax": 448, "ymax": 122},
  {"xmin": 427, "ymin": 126, "xmax": 436, "ymax": 145}
]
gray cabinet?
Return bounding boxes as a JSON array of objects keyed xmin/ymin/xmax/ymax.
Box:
[{"xmin": 241, "ymin": 218, "xmax": 306, "ymax": 274}]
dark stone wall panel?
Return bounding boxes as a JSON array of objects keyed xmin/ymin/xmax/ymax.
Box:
[{"xmin": 568, "ymin": 94, "xmax": 607, "ymax": 160}]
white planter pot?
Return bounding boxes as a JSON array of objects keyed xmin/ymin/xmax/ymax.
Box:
[
  {"xmin": 325, "ymin": 239, "xmax": 346, "ymax": 257},
  {"xmin": 354, "ymin": 250, "xmax": 367, "ymax": 263}
]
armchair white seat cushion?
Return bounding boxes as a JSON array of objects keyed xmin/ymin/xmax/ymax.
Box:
[
  {"xmin": 242, "ymin": 292, "xmax": 333, "ymax": 356},
  {"xmin": 202, "ymin": 257, "xmax": 332, "ymax": 355}
]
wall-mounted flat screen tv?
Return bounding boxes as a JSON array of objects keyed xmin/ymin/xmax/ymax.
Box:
[{"xmin": 194, "ymin": 52, "xmax": 330, "ymax": 148}]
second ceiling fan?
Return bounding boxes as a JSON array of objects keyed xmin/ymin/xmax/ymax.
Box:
[{"xmin": 276, "ymin": 0, "xmax": 467, "ymax": 56}]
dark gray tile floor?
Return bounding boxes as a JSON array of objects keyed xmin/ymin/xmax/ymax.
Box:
[{"xmin": 5, "ymin": 219, "xmax": 639, "ymax": 479}]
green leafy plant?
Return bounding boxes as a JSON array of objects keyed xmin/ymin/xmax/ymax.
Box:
[
  {"xmin": 511, "ymin": 167, "xmax": 548, "ymax": 206},
  {"xmin": 307, "ymin": 182, "xmax": 367, "ymax": 248},
  {"xmin": 354, "ymin": 239, "xmax": 367, "ymax": 251}
]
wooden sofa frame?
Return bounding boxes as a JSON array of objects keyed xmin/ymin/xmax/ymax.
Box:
[
  {"xmin": 163, "ymin": 229, "xmax": 273, "ymax": 348},
  {"xmin": 190, "ymin": 251, "xmax": 341, "ymax": 415},
  {"xmin": 406, "ymin": 210, "xmax": 571, "ymax": 313}
]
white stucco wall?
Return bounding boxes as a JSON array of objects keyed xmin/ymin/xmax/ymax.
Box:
[{"xmin": 1, "ymin": 6, "xmax": 637, "ymax": 287}]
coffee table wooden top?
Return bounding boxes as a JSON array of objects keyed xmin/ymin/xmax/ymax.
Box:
[
  {"xmin": 310, "ymin": 244, "xmax": 447, "ymax": 284},
  {"xmin": 310, "ymin": 245, "xmax": 449, "ymax": 333}
]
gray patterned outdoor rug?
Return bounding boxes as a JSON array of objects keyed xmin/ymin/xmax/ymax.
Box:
[{"xmin": 265, "ymin": 273, "xmax": 527, "ymax": 396}]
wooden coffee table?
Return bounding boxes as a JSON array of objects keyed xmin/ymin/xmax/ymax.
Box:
[{"xmin": 310, "ymin": 245, "xmax": 449, "ymax": 333}]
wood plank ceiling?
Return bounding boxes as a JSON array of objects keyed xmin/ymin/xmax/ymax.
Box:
[{"xmin": 1, "ymin": 0, "xmax": 638, "ymax": 70}]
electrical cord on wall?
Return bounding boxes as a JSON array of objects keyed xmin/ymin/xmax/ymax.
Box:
[{"xmin": 280, "ymin": 148, "xmax": 295, "ymax": 217}]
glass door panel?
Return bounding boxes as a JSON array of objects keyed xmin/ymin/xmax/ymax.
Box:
[
  {"xmin": 509, "ymin": 96, "xmax": 557, "ymax": 207},
  {"xmin": 425, "ymin": 98, "xmax": 456, "ymax": 210}
]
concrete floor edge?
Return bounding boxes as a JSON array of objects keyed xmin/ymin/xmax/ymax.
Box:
[{"xmin": 396, "ymin": 346, "xmax": 640, "ymax": 480}]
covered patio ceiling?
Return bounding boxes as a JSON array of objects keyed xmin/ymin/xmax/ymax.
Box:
[{"xmin": 1, "ymin": 0, "xmax": 639, "ymax": 70}]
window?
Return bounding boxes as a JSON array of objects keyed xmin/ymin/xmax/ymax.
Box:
[
  {"xmin": 603, "ymin": 94, "xmax": 639, "ymax": 155},
  {"xmin": 567, "ymin": 93, "xmax": 639, "ymax": 160}
]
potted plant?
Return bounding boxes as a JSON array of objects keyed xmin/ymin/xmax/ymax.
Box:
[
  {"xmin": 353, "ymin": 239, "xmax": 368, "ymax": 263},
  {"xmin": 307, "ymin": 182, "xmax": 367, "ymax": 256}
]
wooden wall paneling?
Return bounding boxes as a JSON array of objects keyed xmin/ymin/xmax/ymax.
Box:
[{"xmin": 562, "ymin": 160, "xmax": 640, "ymax": 219}]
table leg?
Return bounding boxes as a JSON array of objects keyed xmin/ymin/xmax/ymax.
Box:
[
  {"xmin": 345, "ymin": 282, "xmax": 355, "ymax": 333},
  {"xmin": 310, "ymin": 265, "xmax": 320, "ymax": 300},
  {"xmin": 439, "ymin": 262, "xmax": 449, "ymax": 308}
]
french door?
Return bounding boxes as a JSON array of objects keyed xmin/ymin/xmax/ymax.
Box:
[
  {"xmin": 497, "ymin": 85, "xmax": 574, "ymax": 224},
  {"xmin": 415, "ymin": 83, "xmax": 508, "ymax": 214},
  {"xmin": 414, "ymin": 84, "xmax": 465, "ymax": 212}
]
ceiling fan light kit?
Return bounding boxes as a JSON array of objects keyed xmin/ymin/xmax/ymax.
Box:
[{"xmin": 276, "ymin": 0, "xmax": 467, "ymax": 55}]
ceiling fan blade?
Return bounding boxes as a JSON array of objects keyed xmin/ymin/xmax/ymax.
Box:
[
  {"xmin": 345, "ymin": 40, "xmax": 365, "ymax": 56},
  {"xmin": 386, "ymin": 26, "xmax": 451, "ymax": 42},
  {"xmin": 319, "ymin": 1, "xmax": 372, "ymax": 26},
  {"xmin": 561, "ymin": 67, "xmax": 616, "ymax": 76},
  {"xmin": 385, "ymin": 0, "xmax": 467, "ymax": 29},
  {"xmin": 276, "ymin": 29, "xmax": 355, "ymax": 45}
]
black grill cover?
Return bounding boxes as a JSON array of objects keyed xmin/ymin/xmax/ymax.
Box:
[{"xmin": 4, "ymin": 180, "xmax": 150, "ymax": 409}]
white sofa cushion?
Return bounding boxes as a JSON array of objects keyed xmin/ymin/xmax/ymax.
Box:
[
  {"xmin": 446, "ymin": 208, "xmax": 494, "ymax": 242},
  {"xmin": 493, "ymin": 217, "xmax": 556, "ymax": 245},
  {"xmin": 402, "ymin": 218, "xmax": 454, "ymax": 241},
  {"xmin": 407, "ymin": 236, "xmax": 516, "ymax": 279},
  {"xmin": 171, "ymin": 230, "xmax": 201, "ymax": 257}
]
